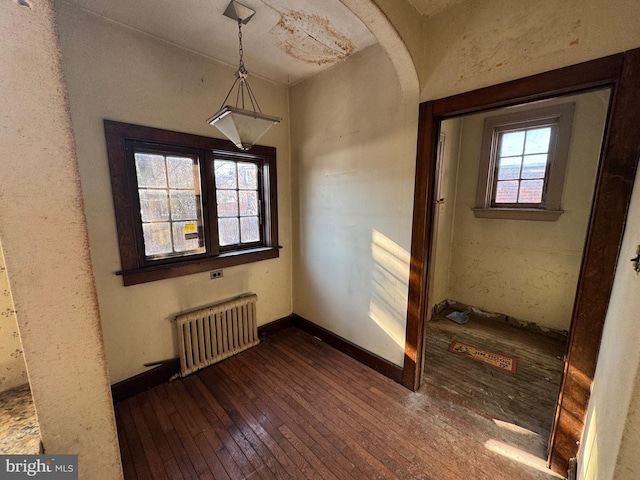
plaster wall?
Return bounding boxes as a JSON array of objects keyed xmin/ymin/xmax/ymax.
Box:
[
  {"xmin": 55, "ymin": 2, "xmax": 292, "ymax": 383},
  {"xmin": 0, "ymin": 0, "xmax": 121, "ymax": 477},
  {"xmin": 420, "ymin": 0, "xmax": 640, "ymax": 101},
  {"xmin": 444, "ymin": 91, "xmax": 607, "ymax": 331},
  {"xmin": 0, "ymin": 239, "xmax": 28, "ymax": 393},
  {"xmin": 290, "ymin": 43, "xmax": 417, "ymax": 366}
]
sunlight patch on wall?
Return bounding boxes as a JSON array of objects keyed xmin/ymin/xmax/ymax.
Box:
[{"xmin": 369, "ymin": 230, "xmax": 410, "ymax": 349}]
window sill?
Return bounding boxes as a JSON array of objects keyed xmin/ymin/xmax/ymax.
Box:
[
  {"xmin": 117, "ymin": 246, "xmax": 280, "ymax": 286},
  {"xmin": 472, "ymin": 207, "xmax": 563, "ymax": 221}
]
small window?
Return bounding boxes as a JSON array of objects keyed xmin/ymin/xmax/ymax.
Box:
[
  {"xmin": 474, "ymin": 103, "xmax": 575, "ymax": 221},
  {"xmin": 133, "ymin": 146, "xmax": 206, "ymax": 260},
  {"xmin": 104, "ymin": 121, "xmax": 279, "ymax": 285},
  {"xmin": 214, "ymin": 157, "xmax": 262, "ymax": 248}
]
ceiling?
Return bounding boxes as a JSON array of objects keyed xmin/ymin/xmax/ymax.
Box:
[
  {"xmin": 61, "ymin": 0, "xmax": 382, "ymax": 85},
  {"xmin": 407, "ymin": 0, "xmax": 466, "ymax": 17}
]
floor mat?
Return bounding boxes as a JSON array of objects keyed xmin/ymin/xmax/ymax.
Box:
[{"xmin": 448, "ymin": 340, "xmax": 517, "ymax": 374}]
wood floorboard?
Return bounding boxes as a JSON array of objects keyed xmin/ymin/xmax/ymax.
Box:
[
  {"xmin": 249, "ymin": 337, "xmax": 403, "ymax": 480},
  {"xmin": 130, "ymin": 393, "xmax": 184, "ymax": 480},
  {"xmin": 117, "ymin": 401, "xmax": 154, "ymax": 480},
  {"xmin": 198, "ymin": 367, "xmax": 297, "ymax": 480},
  {"xmin": 206, "ymin": 364, "xmax": 318, "ymax": 480},
  {"xmin": 423, "ymin": 309, "xmax": 566, "ymax": 454},
  {"xmin": 215, "ymin": 359, "xmax": 335, "ymax": 480},
  {"xmin": 181, "ymin": 377, "xmax": 263, "ymax": 480},
  {"xmin": 187, "ymin": 376, "xmax": 274, "ymax": 480},
  {"xmin": 232, "ymin": 350, "xmax": 360, "ymax": 479},
  {"xmin": 115, "ymin": 326, "xmax": 564, "ymax": 480},
  {"xmin": 116, "ymin": 403, "xmax": 140, "ymax": 480},
  {"xmin": 264, "ymin": 338, "xmax": 430, "ymax": 476},
  {"xmin": 146, "ymin": 389, "xmax": 200, "ymax": 480}
]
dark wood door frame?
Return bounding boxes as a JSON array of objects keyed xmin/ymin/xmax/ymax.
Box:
[{"xmin": 402, "ymin": 48, "xmax": 640, "ymax": 476}]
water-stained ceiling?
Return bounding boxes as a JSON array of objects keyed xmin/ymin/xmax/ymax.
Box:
[{"xmin": 59, "ymin": 0, "xmax": 379, "ymax": 85}]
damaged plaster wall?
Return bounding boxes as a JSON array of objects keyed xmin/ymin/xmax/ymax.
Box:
[
  {"xmin": 420, "ymin": 0, "xmax": 640, "ymax": 101},
  {"xmin": 0, "ymin": 0, "xmax": 122, "ymax": 477}
]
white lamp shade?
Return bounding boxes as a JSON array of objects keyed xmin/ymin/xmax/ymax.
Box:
[{"xmin": 208, "ymin": 106, "xmax": 281, "ymax": 150}]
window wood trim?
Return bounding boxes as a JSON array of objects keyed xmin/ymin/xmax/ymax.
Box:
[
  {"xmin": 474, "ymin": 103, "xmax": 575, "ymax": 220},
  {"xmin": 104, "ymin": 120, "xmax": 279, "ymax": 286}
]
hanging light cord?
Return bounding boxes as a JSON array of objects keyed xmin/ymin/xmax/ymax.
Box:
[{"xmin": 218, "ymin": 19, "xmax": 263, "ymax": 114}]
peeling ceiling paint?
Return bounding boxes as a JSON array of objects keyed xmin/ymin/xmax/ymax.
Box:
[
  {"xmin": 271, "ymin": 10, "xmax": 354, "ymax": 66},
  {"xmin": 59, "ymin": 0, "xmax": 376, "ymax": 85}
]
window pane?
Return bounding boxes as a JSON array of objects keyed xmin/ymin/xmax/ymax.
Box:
[
  {"xmin": 522, "ymin": 154, "xmax": 548, "ymax": 179},
  {"xmin": 518, "ymin": 180, "xmax": 544, "ymax": 203},
  {"xmin": 495, "ymin": 180, "xmax": 519, "ymax": 203},
  {"xmin": 142, "ymin": 222, "xmax": 172, "ymax": 256},
  {"xmin": 167, "ymin": 156, "xmax": 195, "ymax": 188},
  {"xmin": 499, "ymin": 131, "xmax": 525, "ymax": 157},
  {"xmin": 172, "ymin": 221, "xmax": 205, "ymax": 253},
  {"xmin": 238, "ymin": 162, "xmax": 258, "ymax": 190},
  {"xmin": 135, "ymin": 153, "xmax": 167, "ymax": 188},
  {"xmin": 217, "ymin": 190, "xmax": 238, "ymax": 217},
  {"xmin": 218, "ymin": 217, "xmax": 239, "ymax": 246},
  {"xmin": 239, "ymin": 191, "xmax": 258, "ymax": 216},
  {"xmin": 240, "ymin": 217, "xmax": 260, "ymax": 243},
  {"xmin": 170, "ymin": 190, "xmax": 198, "ymax": 221},
  {"xmin": 139, "ymin": 190, "xmax": 170, "ymax": 222},
  {"xmin": 214, "ymin": 160, "xmax": 237, "ymax": 189},
  {"xmin": 497, "ymin": 156, "xmax": 522, "ymax": 180},
  {"xmin": 524, "ymin": 127, "xmax": 551, "ymax": 154}
]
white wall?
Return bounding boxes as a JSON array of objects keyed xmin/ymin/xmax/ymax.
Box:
[
  {"xmin": 290, "ymin": 43, "xmax": 418, "ymax": 366},
  {"xmin": 0, "ymin": 0, "xmax": 121, "ymax": 477},
  {"xmin": 55, "ymin": 2, "xmax": 292, "ymax": 383},
  {"xmin": 442, "ymin": 91, "xmax": 607, "ymax": 331}
]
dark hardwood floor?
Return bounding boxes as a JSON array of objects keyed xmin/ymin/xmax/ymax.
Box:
[
  {"xmin": 423, "ymin": 308, "xmax": 566, "ymax": 466},
  {"xmin": 116, "ymin": 326, "xmax": 564, "ymax": 479}
]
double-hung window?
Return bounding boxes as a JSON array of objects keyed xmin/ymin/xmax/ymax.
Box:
[
  {"xmin": 474, "ymin": 103, "xmax": 575, "ymax": 221},
  {"xmin": 104, "ymin": 121, "xmax": 279, "ymax": 285}
]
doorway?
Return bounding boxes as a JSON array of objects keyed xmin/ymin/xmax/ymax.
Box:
[
  {"xmin": 422, "ymin": 87, "xmax": 610, "ymax": 464},
  {"xmin": 402, "ymin": 49, "xmax": 640, "ymax": 477}
]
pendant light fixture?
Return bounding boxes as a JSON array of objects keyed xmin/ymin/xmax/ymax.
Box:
[{"xmin": 207, "ymin": 1, "xmax": 281, "ymax": 151}]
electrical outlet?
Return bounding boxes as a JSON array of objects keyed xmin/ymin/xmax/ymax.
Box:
[{"xmin": 210, "ymin": 269, "xmax": 223, "ymax": 279}]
